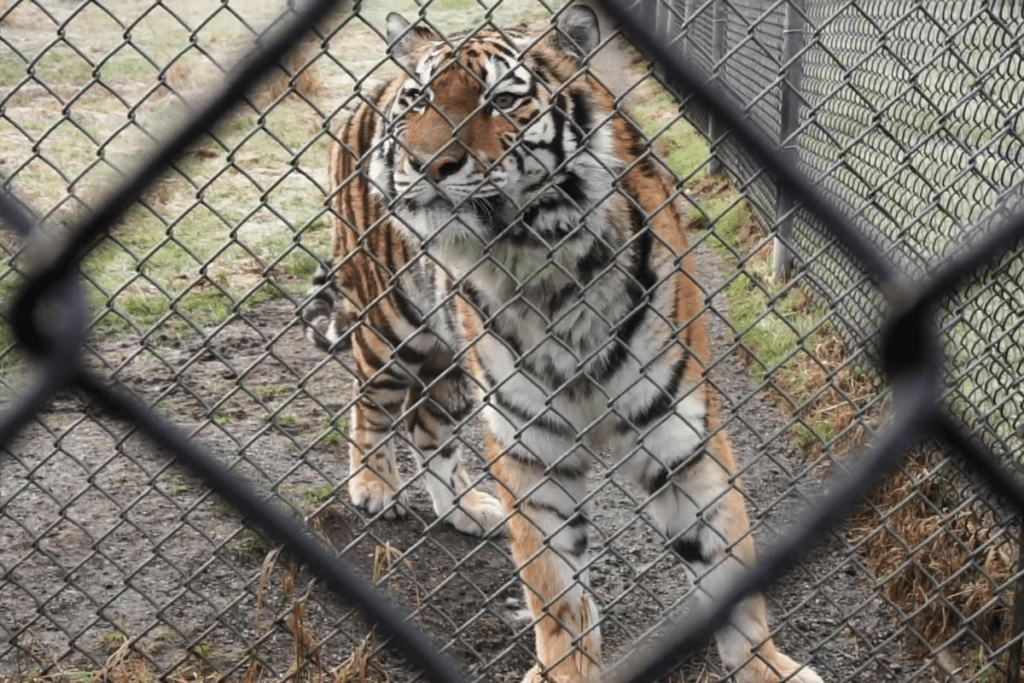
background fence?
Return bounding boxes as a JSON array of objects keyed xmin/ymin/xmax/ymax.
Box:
[
  {"xmin": 650, "ymin": 0, "xmax": 1024, "ymax": 444},
  {"xmin": 1, "ymin": 0, "xmax": 1023, "ymax": 682}
]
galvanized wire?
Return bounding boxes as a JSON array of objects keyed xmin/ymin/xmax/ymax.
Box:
[{"xmin": 1, "ymin": 0, "xmax": 1024, "ymax": 682}]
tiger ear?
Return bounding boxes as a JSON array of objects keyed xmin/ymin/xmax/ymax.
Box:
[
  {"xmin": 386, "ymin": 13, "xmax": 439, "ymax": 71},
  {"xmin": 551, "ymin": 5, "xmax": 600, "ymax": 60}
]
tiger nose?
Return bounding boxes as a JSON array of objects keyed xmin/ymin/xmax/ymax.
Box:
[{"xmin": 426, "ymin": 148, "xmax": 466, "ymax": 182}]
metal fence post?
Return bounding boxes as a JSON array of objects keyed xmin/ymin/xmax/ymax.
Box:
[
  {"xmin": 707, "ymin": 0, "xmax": 726, "ymax": 176},
  {"xmin": 772, "ymin": 0, "xmax": 805, "ymax": 281}
]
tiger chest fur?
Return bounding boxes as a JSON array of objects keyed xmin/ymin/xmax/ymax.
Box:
[{"xmin": 309, "ymin": 6, "xmax": 823, "ymax": 683}]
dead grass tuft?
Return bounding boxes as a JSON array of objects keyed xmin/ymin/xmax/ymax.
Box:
[
  {"xmin": 322, "ymin": 544, "xmax": 400, "ymax": 683},
  {"xmin": 257, "ymin": 36, "xmax": 324, "ymax": 105},
  {"xmin": 331, "ymin": 634, "xmax": 385, "ymax": 683},
  {"xmin": 101, "ymin": 638, "xmax": 147, "ymax": 683},
  {"xmin": 156, "ymin": 34, "xmax": 322, "ymax": 108},
  {"xmin": 849, "ymin": 449, "xmax": 1017, "ymax": 656},
  {"xmin": 777, "ymin": 328, "xmax": 878, "ymax": 459}
]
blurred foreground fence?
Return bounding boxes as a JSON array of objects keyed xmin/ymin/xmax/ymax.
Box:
[{"xmin": 1, "ymin": 0, "xmax": 1024, "ymax": 682}]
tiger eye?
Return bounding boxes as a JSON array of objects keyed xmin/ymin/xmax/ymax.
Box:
[{"xmin": 492, "ymin": 93, "xmax": 518, "ymax": 110}]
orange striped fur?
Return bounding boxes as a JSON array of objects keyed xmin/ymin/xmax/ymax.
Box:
[{"xmin": 302, "ymin": 7, "xmax": 822, "ymax": 682}]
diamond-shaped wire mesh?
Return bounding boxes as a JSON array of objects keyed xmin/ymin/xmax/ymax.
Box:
[{"xmin": 2, "ymin": 0, "xmax": 1024, "ymax": 682}]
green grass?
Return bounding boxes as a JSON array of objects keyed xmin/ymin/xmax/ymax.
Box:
[
  {"xmin": 251, "ymin": 384, "xmax": 290, "ymax": 402},
  {"xmin": 628, "ymin": 79, "xmax": 711, "ymax": 187},
  {"xmin": 262, "ymin": 411, "xmax": 298, "ymax": 426},
  {"xmin": 0, "ymin": 0, "xmax": 344, "ymax": 347},
  {"xmin": 227, "ymin": 526, "xmax": 271, "ymax": 559},
  {"xmin": 299, "ymin": 484, "xmax": 338, "ymax": 509}
]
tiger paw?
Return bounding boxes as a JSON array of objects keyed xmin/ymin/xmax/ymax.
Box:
[
  {"xmin": 520, "ymin": 664, "xmax": 545, "ymax": 683},
  {"xmin": 349, "ymin": 468, "xmax": 408, "ymax": 520},
  {"xmin": 790, "ymin": 667, "xmax": 824, "ymax": 683},
  {"xmin": 518, "ymin": 660, "xmax": 600, "ymax": 683},
  {"xmin": 440, "ymin": 489, "xmax": 506, "ymax": 537},
  {"xmin": 735, "ymin": 653, "xmax": 823, "ymax": 683}
]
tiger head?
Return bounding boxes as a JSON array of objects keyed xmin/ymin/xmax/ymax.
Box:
[{"xmin": 372, "ymin": 6, "xmax": 621, "ymax": 250}]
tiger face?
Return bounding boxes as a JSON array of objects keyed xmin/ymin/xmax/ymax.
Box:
[{"xmin": 370, "ymin": 11, "xmax": 620, "ymax": 254}]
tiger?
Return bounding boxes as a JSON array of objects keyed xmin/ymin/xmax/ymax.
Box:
[{"xmin": 302, "ymin": 5, "xmax": 823, "ymax": 683}]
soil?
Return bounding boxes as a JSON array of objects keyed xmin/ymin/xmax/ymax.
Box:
[{"xmin": 0, "ymin": 13, "xmax": 913, "ymax": 683}]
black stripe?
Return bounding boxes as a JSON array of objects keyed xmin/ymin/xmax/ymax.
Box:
[
  {"xmin": 558, "ymin": 173, "xmax": 586, "ymax": 205},
  {"xmin": 640, "ymin": 450, "xmax": 707, "ymax": 495},
  {"xmin": 589, "ymin": 225, "xmax": 657, "ymax": 382},
  {"xmin": 521, "ymin": 96, "xmax": 568, "ymax": 166},
  {"xmin": 504, "ymin": 446, "xmax": 546, "ymax": 472},
  {"xmin": 491, "ymin": 388, "xmax": 575, "ymax": 440},
  {"xmin": 521, "ymin": 499, "xmax": 570, "ymax": 520},
  {"xmin": 393, "ymin": 289, "xmax": 425, "ymax": 332},
  {"xmin": 570, "ymin": 90, "xmax": 592, "ymax": 137},
  {"xmin": 622, "ymin": 353, "xmax": 690, "ymax": 430},
  {"xmin": 642, "ymin": 467, "xmax": 670, "ymax": 496},
  {"xmin": 417, "ymin": 396, "xmax": 456, "ymax": 426},
  {"xmin": 546, "ymin": 282, "xmax": 580, "ymax": 316},
  {"xmin": 673, "ymin": 537, "xmax": 708, "ymax": 564},
  {"xmin": 461, "ymin": 280, "xmax": 492, "ymax": 316},
  {"xmin": 411, "ymin": 414, "xmax": 440, "ymax": 443},
  {"xmin": 528, "ymin": 52, "xmax": 554, "ymax": 82},
  {"xmin": 518, "ymin": 355, "xmax": 569, "ymax": 389},
  {"xmin": 367, "ymin": 375, "xmax": 410, "ymax": 392},
  {"xmin": 628, "ymin": 207, "xmax": 657, "ymax": 287},
  {"xmin": 576, "ymin": 237, "xmax": 612, "ymax": 286},
  {"xmin": 489, "ymin": 41, "xmax": 519, "ymax": 61},
  {"xmin": 354, "ymin": 327, "xmax": 386, "ymax": 370},
  {"xmin": 550, "ymin": 95, "xmax": 567, "ymax": 166},
  {"xmin": 491, "ymin": 320, "xmax": 525, "ymax": 358},
  {"xmin": 562, "ymin": 374, "xmax": 595, "ymax": 400},
  {"xmin": 395, "ymin": 341, "xmax": 427, "ymax": 365},
  {"xmin": 627, "ymin": 134, "xmax": 647, "ymax": 160},
  {"xmin": 502, "ymin": 445, "xmax": 588, "ymax": 480},
  {"xmin": 549, "ymin": 456, "xmax": 588, "ymax": 480}
]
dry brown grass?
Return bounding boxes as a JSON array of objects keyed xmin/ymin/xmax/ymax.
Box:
[
  {"xmin": 157, "ymin": 34, "xmax": 323, "ymax": 108},
  {"xmin": 0, "ymin": 640, "xmax": 227, "ymax": 683},
  {"xmin": 258, "ymin": 36, "xmax": 325, "ymax": 105},
  {"xmin": 703, "ymin": 181, "xmax": 1019, "ymax": 673},
  {"xmin": 0, "ymin": 538, "xmax": 408, "ymax": 683},
  {"xmin": 850, "ymin": 449, "xmax": 1017, "ymax": 655}
]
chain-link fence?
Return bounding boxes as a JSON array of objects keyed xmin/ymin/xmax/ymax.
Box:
[{"xmin": 2, "ymin": 1, "xmax": 1024, "ymax": 682}]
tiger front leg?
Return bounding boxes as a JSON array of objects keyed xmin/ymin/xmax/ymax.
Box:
[
  {"xmin": 407, "ymin": 370, "xmax": 505, "ymax": 537},
  {"xmin": 347, "ymin": 394, "xmax": 409, "ymax": 520},
  {"xmin": 636, "ymin": 434, "xmax": 823, "ymax": 683},
  {"xmin": 490, "ymin": 435, "xmax": 602, "ymax": 683}
]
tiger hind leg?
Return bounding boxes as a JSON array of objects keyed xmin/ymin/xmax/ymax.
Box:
[
  {"xmin": 637, "ymin": 440, "xmax": 823, "ymax": 683},
  {"xmin": 406, "ymin": 368, "xmax": 504, "ymax": 536}
]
